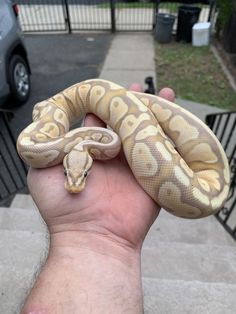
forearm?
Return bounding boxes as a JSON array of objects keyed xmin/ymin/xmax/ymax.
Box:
[{"xmin": 21, "ymin": 232, "xmax": 143, "ymax": 314}]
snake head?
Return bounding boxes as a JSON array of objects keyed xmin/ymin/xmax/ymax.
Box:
[{"xmin": 63, "ymin": 150, "xmax": 93, "ymax": 193}]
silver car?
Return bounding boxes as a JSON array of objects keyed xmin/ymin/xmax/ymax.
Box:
[{"xmin": 0, "ymin": 0, "xmax": 31, "ymax": 107}]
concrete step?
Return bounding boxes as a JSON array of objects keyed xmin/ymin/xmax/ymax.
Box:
[
  {"xmin": 1, "ymin": 267, "xmax": 39, "ymax": 314},
  {"xmin": 11, "ymin": 194, "xmax": 235, "ymax": 248},
  {"xmin": 10, "ymin": 194, "xmax": 236, "ymax": 247},
  {"xmin": 144, "ymin": 210, "xmax": 236, "ymax": 248},
  {"xmin": 142, "ymin": 242, "xmax": 236, "ymax": 284},
  {"xmin": 0, "ymin": 206, "xmax": 47, "ymax": 233},
  {"xmin": 1, "ymin": 206, "xmax": 236, "ymax": 313},
  {"xmin": 10, "ymin": 193, "xmax": 37, "ymax": 211},
  {"xmin": 143, "ymin": 277, "xmax": 236, "ymax": 314},
  {"xmin": 0, "ymin": 229, "xmax": 49, "ymax": 314},
  {"xmin": 1, "ymin": 228, "xmax": 236, "ymax": 314},
  {"xmin": 0, "ymin": 230, "xmax": 236, "ymax": 314},
  {"xmin": 0, "ymin": 229, "xmax": 49, "ymax": 270}
]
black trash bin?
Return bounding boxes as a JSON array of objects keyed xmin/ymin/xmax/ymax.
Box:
[
  {"xmin": 155, "ymin": 13, "xmax": 175, "ymax": 44},
  {"xmin": 176, "ymin": 5, "xmax": 201, "ymax": 43}
]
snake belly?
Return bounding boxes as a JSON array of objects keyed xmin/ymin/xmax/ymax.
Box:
[{"xmin": 17, "ymin": 79, "xmax": 230, "ymax": 219}]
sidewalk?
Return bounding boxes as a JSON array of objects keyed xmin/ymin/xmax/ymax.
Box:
[
  {"xmin": 99, "ymin": 32, "xmax": 223, "ymax": 122},
  {"xmin": 100, "ymin": 32, "xmax": 156, "ymax": 90}
]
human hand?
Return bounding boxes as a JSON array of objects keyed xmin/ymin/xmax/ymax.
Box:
[
  {"xmin": 22, "ymin": 87, "xmax": 175, "ymax": 314},
  {"xmin": 28, "ymin": 88, "xmax": 175, "ymax": 251}
]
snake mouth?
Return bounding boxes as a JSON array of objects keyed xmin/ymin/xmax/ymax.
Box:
[{"xmin": 64, "ymin": 181, "xmax": 85, "ymax": 193}]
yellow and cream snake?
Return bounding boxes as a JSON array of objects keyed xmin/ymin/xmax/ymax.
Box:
[{"xmin": 17, "ymin": 79, "xmax": 230, "ymax": 219}]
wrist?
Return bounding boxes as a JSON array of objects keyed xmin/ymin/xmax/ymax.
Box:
[
  {"xmin": 49, "ymin": 230, "xmax": 141, "ymax": 268},
  {"xmin": 22, "ymin": 231, "xmax": 143, "ymax": 314}
]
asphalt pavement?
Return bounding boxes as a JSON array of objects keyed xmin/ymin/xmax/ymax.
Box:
[
  {"xmin": 7, "ymin": 31, "xmax": 223, "ymax": 140},
  {"xmin": 8, "ymin": 33, "xmax": 112, "ymax": 137}
]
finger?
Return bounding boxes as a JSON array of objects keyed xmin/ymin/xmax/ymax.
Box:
[
  {"xmin": 158, "ymin": 87, "xmax": 175, "ymax": 102},
  {"xmin": 128, "ymin": 83, "xmax": 144, "ymax": 93},
  {"xmin": 83, "ymin": 113, "xmax": 106, "ymax": 128}
]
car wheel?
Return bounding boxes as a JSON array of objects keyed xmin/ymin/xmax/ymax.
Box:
[{"xmin": 8, "ymin": 54, "xmax": 30, "ymax": 104}]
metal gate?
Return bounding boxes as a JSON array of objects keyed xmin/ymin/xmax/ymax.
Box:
[
  {"xmin": 206, "ymin": 111, "xmax": 236, "ymax": 240},
  {"xmin": 17, "ymin": 1, "xmax": 213, "ymax": 33},
  {"xmin": 0, "ymin": 111, "xmax": 27, "ymax": 206},
  {"xmin": 17, "ymin": 0, "xmax": 157, "ymax": 33}
]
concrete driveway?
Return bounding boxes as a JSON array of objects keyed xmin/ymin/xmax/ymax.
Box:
[{"xmin": 7, "ymin": 33, "xmax": 112, "ymax": 137}]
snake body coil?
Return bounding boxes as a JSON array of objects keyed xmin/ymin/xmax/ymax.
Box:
[{"xmin": 17, "ymin": 79, "xmax": 230, "ymax": 219}]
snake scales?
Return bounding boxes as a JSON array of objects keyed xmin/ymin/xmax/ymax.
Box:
[{"xmin": 17, "ymin": 79, "xmax": 230, "ymax": 219}]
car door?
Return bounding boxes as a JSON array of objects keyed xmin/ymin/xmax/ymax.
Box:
[{"xmin": 0, "ymin": 0, "xmax": 13, "ymax": 101}]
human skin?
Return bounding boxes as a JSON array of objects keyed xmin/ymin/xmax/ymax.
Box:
[{"xmin": 21, "ymin": 88, "xmax": 175, "ymax": 314}]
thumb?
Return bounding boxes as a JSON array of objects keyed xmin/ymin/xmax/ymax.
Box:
[
  {"xmin": 158, "ymin": 87, "xmax": 175, "ymax": 102},
  {"xmin": 83, "ymin": 114, "xmax": 106, "ymax": 128}
]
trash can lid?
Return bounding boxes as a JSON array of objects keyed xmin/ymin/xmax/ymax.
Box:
[
  {"xmin": 193, "ymin": 22, "xmax": 211, "ymax": 30},
  {"xmin": 157, "ymin": 13, "xmax": 175, "ymax": 21}
]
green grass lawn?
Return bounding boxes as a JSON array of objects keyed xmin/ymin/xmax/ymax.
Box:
[
  {"xmin": 97, "ymin": 2, "xmax": 154, "ymax": 9},
  {"xmin": 155, "ymin": 41, "xmax": 236, "ymax": 109},
  {"xmin": 97, "ymin": 2, "xmax": 183, "ymax": 9},
  {"xmin": 97, "ymin": 2, "xmax": 206, "ymax": 11}
]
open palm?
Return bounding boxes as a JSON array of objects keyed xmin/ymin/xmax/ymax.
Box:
[{"xmin": 28, "ymin": 88, "xmax": 174, "ymax": 249}]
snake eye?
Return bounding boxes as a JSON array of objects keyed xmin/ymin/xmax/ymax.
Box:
[
  {"xmin": 64, "ymin": 169, "xmax": 68, "ymax": 176},
  {"xmin": 83, "ymin": 171, "xmax": 88, "ymax": 178}
]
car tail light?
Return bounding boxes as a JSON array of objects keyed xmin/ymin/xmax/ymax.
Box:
[{"xmin": 12, "ymin": 3, "xmax": 19, "ymax": 17}]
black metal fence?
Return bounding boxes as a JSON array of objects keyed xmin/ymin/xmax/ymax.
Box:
[
  {"xmin": 206, "ymin": 111, "xmax": 236, "ymax": 240},
  {"xmin": 0, "ymin": 111, "xmax": 27, "ymax": 206},
  {"xmin": 17, "ymin": 0, "xmax": 215, "ymax": 33}
]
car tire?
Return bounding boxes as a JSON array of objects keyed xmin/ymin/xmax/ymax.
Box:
[{"xmin": 8, "ymin": 54, "xmax": 30, "ymax": 105}]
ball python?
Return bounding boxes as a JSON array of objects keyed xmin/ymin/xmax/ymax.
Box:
[{"xmin": 17, "ymin": 79, "xmax": 230, "ymax": 219}]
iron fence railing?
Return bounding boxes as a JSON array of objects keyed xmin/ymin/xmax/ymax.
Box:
[
  {"xmin": 17, "ymin": 0, "xmax": 215, "ymax": 33},
  {"xmin": 18, "ymin": 0, "xmax": 69, "ymax": 32},
  {"xmin": 206, "ymin": 111, "xmax": 236, "ymax": 240},
  {"xmin": 0, "ymin": 111, "xmax": 27, "ymax": 206}
]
